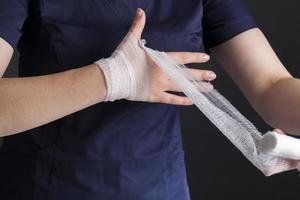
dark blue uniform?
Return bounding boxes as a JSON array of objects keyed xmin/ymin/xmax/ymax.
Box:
[{"xmin": 0, "ymin": 0, "xmax": 256, "ymax": 199}]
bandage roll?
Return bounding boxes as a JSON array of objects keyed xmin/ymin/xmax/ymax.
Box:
[
  {"xmin": 143, "ymin": 44, "xmax": 298, "ymax": 174},
  {"xmin": 258, "ymin": 131, "xmax": 300, "ymax": 160}
]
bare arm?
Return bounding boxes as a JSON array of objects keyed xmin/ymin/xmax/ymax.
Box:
[
  {"xmin": 0, "ymin": 37, "xmax": 108, "ymax": 136},
  {"xmin": 0, "ymin": 9, "xmax": 216, "ymax": 137},
  {"xmin": 211, "ymin": 28, "xmax": 300, "ymax": 135}
]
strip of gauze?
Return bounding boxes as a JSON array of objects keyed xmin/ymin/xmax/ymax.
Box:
[
  {"xmin": 259, "ymin": 131, "xmax": 300, "ymax": 160},
  {"xmin": 140, "ymin": 39, "xmax": 299, "ymax": 175}
]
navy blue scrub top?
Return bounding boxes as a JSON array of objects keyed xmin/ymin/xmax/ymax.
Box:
[{"xmin": 0, "ymin": 0, "xmax": 256, "ymax": 199}]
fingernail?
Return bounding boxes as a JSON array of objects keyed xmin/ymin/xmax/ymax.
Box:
[
  {"xmin": 203, "ymin": 55, "xmax": 210, "ymax": 61},
  {"xmin": 207, "ymin": 72, "xmax": 216, "ymax": 79},
  {"xmin": 136, "ymin": 8, "xmax": 143, "ymax": 18}
]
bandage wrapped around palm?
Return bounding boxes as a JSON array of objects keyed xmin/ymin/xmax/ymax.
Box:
[{"xmin": 95, "ymin": 9, "xmax": 215, "ymax": 104}]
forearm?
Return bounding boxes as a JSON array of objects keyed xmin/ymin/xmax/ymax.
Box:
[
  {"xmin": 0, "ymin": 64, "xmax": 107, "ymax": 136},
  {"xmin": 257, "ymin": 77, "xmax": 300, "ymax": 135},
  {"xmin": 211, "ymin": 29, "xmax": 300, "ymax": 135}
]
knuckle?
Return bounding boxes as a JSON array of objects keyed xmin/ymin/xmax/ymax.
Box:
[
  {"xmin": 148, "ymin": 94, "xmax": 155, "ymax": 102},
  {"xmin": 149, "ymin": 92, "xmax": 160, "ymax": 102},
  {"xmin": 168, "ymin": 96, "xmax": 176, "ymax": 104},
  {"xmin": 129, "ymin": 28, "xmax": 135, "ymax": 34},
  {"xmin": 185, "ymin": 54, "xmax": 193, "ymax": 63},
  {"xmin": 181, "ymin": 98, "xmax": 189, "ymax": 104},
  {"xmin": 178, "ymin": 54, "xmax": 187, "ymax": 63},
  {"xmin": 195, "ymin": 54, "xmax": 201, "ymax": 61},
  {"xmin": 198, "ymin": 71, "xmax": 206, "ymax": 79},
  {"xmin": 160, "ymin": 80, "xmax": 170, "ymax": 90},
  {"xmin": 130, "ymin": 22, "xmax": 138, "ymax": 31},
  {"xmin": 196, "ymin": 54, "xmax": 204, "ymax": 61}
]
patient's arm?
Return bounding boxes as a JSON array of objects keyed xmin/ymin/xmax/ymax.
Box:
[
  {"xmin": 0, "ymin": 9, "xmax": 215, "ymax": 137},
  {"xmin": 212, "ymin": 28, "xmax": 300, "ymax": 135}
]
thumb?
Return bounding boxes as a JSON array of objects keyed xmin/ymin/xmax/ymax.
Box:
[{"xmin": 129, "ymin": 8, "xmax": 146, "ymax": 39}]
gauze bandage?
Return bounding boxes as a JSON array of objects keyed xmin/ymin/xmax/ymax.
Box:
[
  {"xmin": 139, "ymin": 41, "xmax": 300, "ymax": 175},
  {"xmin": 95, "ymin": 34, "xmax": 150, "ymax": 102},
  {"xmin": 259, "ymin": 131, "xmax": 300, "ymax": 160},
  {"xmin": 95, "ymin": 32, "xmax": 299, "ymax": 175}
]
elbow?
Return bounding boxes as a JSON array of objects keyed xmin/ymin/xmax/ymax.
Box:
[
  {"xmin": 255, "ymin": 77, "xmax": 300, "ymax": 136},
  {"xmin": 259, "ymin": 109, "xmax": 300, "ymax": 136}
]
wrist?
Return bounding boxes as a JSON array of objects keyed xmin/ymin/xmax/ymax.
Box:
[
  {"xmin": 93, "ymin": 63, "xmax": 108, "ymax": 101},
  {"xmin": 95, "ymin": 57, "xmax": 131, "ymax": 102}
]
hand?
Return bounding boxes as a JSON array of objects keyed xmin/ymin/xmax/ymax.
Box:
[
  {"xmin": 264, "ymin": 128, "xmax": 300, "ymax": 176},
  {"xmin": 96, "ymin": 8, "xmax": 216, "ymax": 104}
]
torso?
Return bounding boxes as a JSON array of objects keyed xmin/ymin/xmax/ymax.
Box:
[{"xmin": 1, "ymin": 1, "xmax": 205, "ymax": 199}]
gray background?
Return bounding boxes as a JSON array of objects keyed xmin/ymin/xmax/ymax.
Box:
[{"xmin": 2, "ymin": 0, "xmax": 300, "ymax": 199}]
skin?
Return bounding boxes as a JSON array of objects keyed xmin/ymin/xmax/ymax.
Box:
[
  {"xmin": 212, "ymin": 29, "xmax": 300, "ymax": 135},
  {"xmin": 0, "ymin": 9, "xmax": 215, "ymax": 137},
  {"xmin": 0, "ymin": 8, "xmax": 299, "ymax": 175}
]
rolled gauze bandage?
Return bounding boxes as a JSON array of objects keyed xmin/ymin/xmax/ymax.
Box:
[{"xmin": 258, "ymin": 131, "xmax": 300, "ymax": 160}]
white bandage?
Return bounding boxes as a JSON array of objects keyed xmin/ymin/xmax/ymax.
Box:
[
  {"xmin": 95, "ymin": 34, "xmax": 149, "ymax": 102},
  {"xmin": 95, "ymin": 34, "xmax": 299, "ymax": 175},
  {"xmin": 139, "ymin": 43, "xmax": 299, "ymax": 175},
  {"xmin": 258, "ymin": 131, "xmax": 300, "ymax": 160}
]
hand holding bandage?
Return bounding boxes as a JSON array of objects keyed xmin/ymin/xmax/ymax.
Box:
[
  {"xmin": 257, "ymin": 129, "xmax": 300, "ymax": 176},
  {"xmin": 140, "ymin": 38, "xmax": 300, "ymax": 176},
  {"xmin": 259, "ymin": 130, "xmax": 300, "ymax": 160},
  {"xmin": 95, "ymin": 8, "xmax": 215, "ymax": 104},
  {"xmin": 96, "ymin": 8, "xmax": 300, "ymax": 177}
]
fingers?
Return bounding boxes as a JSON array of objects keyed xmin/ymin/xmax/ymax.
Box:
[
  {"xmin": 167, "ymin": 52, "xmax": 210, "ymax": 64},
  {"xmin": 163, "ymin": 81, "xmax": 181, "ymax": 92},
  {"xmin": 186, "ymin": 68, "xmax": 217, "ymax": 81},
  {"xmin": 148, "ymin": 67, "xmax": 216, "ymax": 105},
  {"xmin": 264, "ymin": 159, "xmax": 300, "ymax": 176},
  {"xmin": 158, "ymin": 92, "xmax": 193, "ymax": 106},
  {"xmin": 196, "ymin": 82, "xmax": 214, "ymax": 92},
  {"xmin": 159, "ymin": 67, "xmax": 216, "ymax": 93},
  {"xmin": 164, "ymin": 79, "xmax": 214, "ymax": 92},
  {"xmin": 129, "ymin": 8, "xmax": 146, "ymax": 39}
]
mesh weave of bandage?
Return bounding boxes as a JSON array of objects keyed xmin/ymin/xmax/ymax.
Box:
[{"xmin": 141, "ymin": 41, "xmax": 299, "ymax": 175}]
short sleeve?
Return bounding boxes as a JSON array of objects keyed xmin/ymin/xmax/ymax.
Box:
[
  {"xmin": 202, "ymin": 0, "xmax": 257, "ymax": 50},
  {"xmin": 0, "ymin": 0, "xmax": 29, "ymax": 49}
]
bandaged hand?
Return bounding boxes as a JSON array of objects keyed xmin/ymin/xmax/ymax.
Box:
[{"xmin": 95, "ymin": 8, "xmax": 216, "ymax": 104}]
